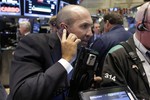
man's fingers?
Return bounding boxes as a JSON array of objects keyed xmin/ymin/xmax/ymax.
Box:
[
  {"xmin": 94, "ymin": 76, "xmax": 102, "ymax": 82},
  {"xmin": 62, "ymin": 29, "xmax": 67, "ymax": 41},
  {"xmin": 62, "ymin": 29, "xmax": 80, "ymax": 45},
  {"xmin": 94, "ymin": 74, "xmax": 102, "ymax": 83},
  {"xmin": 74, "ymin": 38, "xmax": 81, "ymax": 44}
]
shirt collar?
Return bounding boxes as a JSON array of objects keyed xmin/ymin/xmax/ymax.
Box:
[
  {"xmin": 109, "ymin": 25, "xmax": 123, "ymax": 32},
  {"xmin": 24, "ymin": 32, "xmax": 30, "ymax": 36}
]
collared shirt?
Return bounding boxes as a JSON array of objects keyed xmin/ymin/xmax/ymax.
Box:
[
  {"xmin": 93, "ymin": 34, "xmax": 101, "ymax": 41},
  {"xmin": 24, "ymin": 32, "xmax": 30, "ymax": 36},
  {"xmin": 133, "ymin": 34, "xmax": 150, "ymax": 87},
  {"xmin": 58, "ymin": 58, "xmax": 73, "ymax": 74}
]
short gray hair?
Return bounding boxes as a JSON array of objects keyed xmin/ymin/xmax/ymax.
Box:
[{"xmin": 19, "ymin": 21, "xmax": 31, "ymax": 32}]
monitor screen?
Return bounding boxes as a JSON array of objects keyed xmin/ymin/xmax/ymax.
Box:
[
  {"xmin": 0, "ymin": 0, "xmax": 21, "ymax": 16},
  {"xmin": 59, "ymin": 0, "xmax": 69, "ymax": 10},
  {"xmin": 33, "ymin": 22, "xmax": 40, "ymax": 33},
  {"xmin": 79, "ymin": 86, "xmax": 138, "ymax": 100},
  {"xmin": 63, "ymin": 0, "xmax": 79, "ymax": 4},
  {"xmin": 24, "ymin": 0, "xmax": 58, "ymax": 18},
  {"xmin": 89, "ymin": 91, "xmax": 130, "ymax": 100}
]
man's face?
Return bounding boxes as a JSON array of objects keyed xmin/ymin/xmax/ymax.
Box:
[
  {"xmin": 135, "ymin": 2, "xmax": 150, "ymax": 49},
  {"xmin": 19, "ymin": 25, "xmax": 25, "ymax": 35},
  {"xmin": 140, "ymin": 21, "xmax": 150, "ymax": 49},
  {"xmin": 93, "ymin": 23, "xmax": 100, "ymax": 34},
  {"xmin": 67, "ymin": 14, "xmax": 93, "ymax": 47},
  {"xmin": 49, "ymin": 24, "xmax": 57, "ymax": 33}
]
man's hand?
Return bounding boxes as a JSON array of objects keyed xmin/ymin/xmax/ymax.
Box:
[
  {"xmin": 61, "ymin": 29, "xmax": 81, "ymax": 62},
  {"xmin": 91, "ymin": 74, "xmax": 102, "ymax": 88},
  {"xmin": 94, "ymin": 74, "xmax": 102, "ymax": 83}
]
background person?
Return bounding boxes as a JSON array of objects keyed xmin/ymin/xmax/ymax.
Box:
[
  {"xmin": 91, "ymin": 12, "xmax": 132, "ymax": 76},
  {"xmin": 100, "ymin": 2, "xmax": 150, "ymax": 99},
  {"xmin": 48, "ymin": 15, "xmax": 58, "ymax": 33},
  {"xmin": 18, "ymin": 21, "xmax": 31, "ymax": 40},
  {"xmin": 88, "ymin": 22, "xmax": 102, "ymax": 47}
]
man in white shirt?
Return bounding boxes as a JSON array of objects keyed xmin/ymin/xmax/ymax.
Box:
[
  {"xmin": 100, "ymin": 2, "xmax": 150, "ymax": 99},
  {"xmin": 8, "ymin": 5, "xmax": 93, "ymax": 100}
]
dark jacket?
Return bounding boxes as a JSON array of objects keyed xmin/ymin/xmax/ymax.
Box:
[
  {"xmin": 91, "ymin": 25, "xmax": 132, "ymax": 75},
  {"xmin": 7, "ymin": 33, "xmax": 69, "ymax": 100},
  {"xmin": 101, "ymin": 37, "xmax": 150, "ymax": 99},
  {"xmin": 0, "ymin": 82, "xmax": 7, "ymax": 100}
]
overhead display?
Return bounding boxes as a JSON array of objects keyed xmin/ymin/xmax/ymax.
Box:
[
  {"xmin": 0, "ymin": 0, "xmax": 21, "ymax": 16},
  {"xmin": 59, "ymin": 0, "xmax": 69, "ymax": 10},
  {"xmin": 24, "ymin": 0, "xmax": 58, "ymax": 18}
]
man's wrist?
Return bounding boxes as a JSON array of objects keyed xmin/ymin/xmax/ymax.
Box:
[{"xmin": 58, "ymin": 58, "xmax": 73, "ymax": 74}]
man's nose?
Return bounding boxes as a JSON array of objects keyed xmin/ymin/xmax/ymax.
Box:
[{"xmin": 87, "ymin": 28, "xmax": 93, "ymax": 37}]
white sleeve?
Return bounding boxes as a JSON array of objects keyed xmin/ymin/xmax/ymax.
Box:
[{"xmin": 58, "ymin": 58, "xmax": 73, "ymax": 74}]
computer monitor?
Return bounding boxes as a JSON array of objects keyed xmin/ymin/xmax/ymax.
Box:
[
  {"xmin": 63, "ymin": 0, "xmax": 79, "ymax": 4},
  {"xmin": 0, "ymin": 0, "xmax": 21, "ymax": 16},
  {"xmin": 79, "ymin": 86, "xmax": 138, "ymax": 100},
  {"xmin": 33, "ymin": 21, "xmax": 40, "ymax": 33},
  {"xmin": 59, "ymin": 0, "xmax": 69, "ymax": 10},
  {"xmin": 24, "ymin": 0, "xmax": 58, "ymax": 18}
]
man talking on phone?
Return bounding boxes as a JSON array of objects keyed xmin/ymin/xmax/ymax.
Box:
[{"xmin": 8, "ymin": 5, "xmax": 93, "ymax": 100}]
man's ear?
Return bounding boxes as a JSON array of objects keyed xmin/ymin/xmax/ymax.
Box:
[
  {"xmin": 136, "ymin": 21, "xmax": 142, "ymax": 26},
  {"xmin": 106, "ymin": 20, "xmax": 110, "ymax": 27},
  {"xmin": 60, "ymin": 22, "xmax": 70, "ymax": 37},
  {"xmin": 60, "ymin": 22, "xmax": 68, "ymax": 30}
]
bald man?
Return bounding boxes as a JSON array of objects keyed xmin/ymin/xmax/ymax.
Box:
[
  {"xmin": 8, "ymin": 5, "xmax": 93, "ymax": 100},
  {"xmin": 100, "ymin": 2, "xmax": 150, "ymax": 99}
]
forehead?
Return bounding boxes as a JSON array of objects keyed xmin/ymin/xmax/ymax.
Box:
[
  {"xmin": 94, "ymin": 23, "xmax": 100, "ymax": 27},
  {"xmin": 74, "ymin": 19, "xmax": 93, "ymax": 27},
  {"xmin": 73, "ymin": 14, "xmax": 92, "ymax": 25}
]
